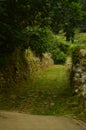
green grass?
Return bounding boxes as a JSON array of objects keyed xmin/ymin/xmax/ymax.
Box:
[
  {"xmin": 74, "ymin": 32, "xmax": 86, "ymax": 45},
  {"xmin": 0, "ymin": 64, "xmax": 86, "ymax": 122},
  {"xmin": 27, "ymin": 65, "xmax": 71, "ymax": 115},
  {"xmin": 57, "ymin": 31, "xmax": 86, "ymax": 47},
  {"xmin": 0, "ymin": 32, "xmax": 86, "ymax": 121},
  {"xmin": 0, "ymin": 31, "xmax": 86, "ymax": 124},
  {"xmin": 0, "ymin": 64, "xmax": 85, "ymax": 118}
]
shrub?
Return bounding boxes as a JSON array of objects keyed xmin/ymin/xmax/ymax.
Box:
[
  {"xmin": 49, "ymin": 35, "xmax": 70, "ymax": 55},
  {"xmin": 57, "ymin": 42, "xmax": 69, "ymax": 54},
  {"xmin": 25, "ymin": 27, "xmax": 53, "ymax": 58},
  {"xmin": 51, "ymin": 48, "xmax": 67, "ymax": 64},
  {"xmin": 70, "ymin": 45, "xmax": 81, "ymax": 64}
]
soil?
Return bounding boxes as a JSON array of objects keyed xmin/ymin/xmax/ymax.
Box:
[{"xmin": 0, "ymin": 111, "xmax": 86, "ymax": 130}]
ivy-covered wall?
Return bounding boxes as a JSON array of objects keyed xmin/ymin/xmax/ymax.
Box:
[{"xmin": 72, "ymin": 49, "xmax": 86, "ymax": 107}]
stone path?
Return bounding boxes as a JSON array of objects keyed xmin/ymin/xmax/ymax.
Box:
[{"xmin": 0, "ymin": 111, "xmax": 86, "ymax": 130}]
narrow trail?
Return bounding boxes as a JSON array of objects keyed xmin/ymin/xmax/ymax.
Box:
[
  {"xmin": 0, "ymin": 111, "xmax": 86, "ymax": 130},
  {"xmin": 0, "ymin": 62, "xmax": 86, "ymax": 129}
]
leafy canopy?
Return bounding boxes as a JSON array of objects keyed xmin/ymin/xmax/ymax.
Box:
[{"xmin": 0, "ymin": 0, "xmax": 83, "ymax": 57}]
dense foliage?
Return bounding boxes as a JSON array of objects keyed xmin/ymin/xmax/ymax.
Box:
[
  {"xmin": 0, "ymin": 0, "xmax": 83, "ymax": 58},
  {"xmin": 51, "ymin": 48, "xmax": 66, "ymax": 64},
  {"xmin": 79, "ymin": 0, "xmax": 86, "ymax": 31},
  {"xmin": 51, "ymin": 0, "xmax": 83, "ymax": 42},
  {"xmin": 70, "ymin": 43, "xmax": 86, "ymax": 64},
  {"xmin": 49, "ymin": 35, "xmax": 69, "ymax": 64},
  {"xmin": 24, "ymin": 27, "xmax": 52, "ymax": 57},
  {"xmin": 71, "ymin": 45, "xmax": 81, "ymax": 64}
]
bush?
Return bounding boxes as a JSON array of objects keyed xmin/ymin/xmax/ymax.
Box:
[
  {"xmin": 49, "ymin": 35, "xmax": 70, "ymax": 55},
  {"xmin": 70, "ymin": 45, "xmax": 81, "ymax": 64},
  {"xmin": 56, "ymin": 41, "xmax": 69, "ymax": 54},
  {"xmin": 25, "ymin": 27, "xmax": 53, "ymax": 58},
  {"xmin": 51, "ymin": 48, "xmax": 67, "ymax": 64}
]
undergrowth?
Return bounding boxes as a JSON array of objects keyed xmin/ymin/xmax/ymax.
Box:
[
  {"xmin": 0, "ymin": 32, "xmax": 86, "ymax": 121},
  {"xmin": 0, "ymin": 64, "xmax": 85, "ymax": 121}
]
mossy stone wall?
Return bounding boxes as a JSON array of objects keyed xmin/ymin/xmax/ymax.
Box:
[
  {"xmin": 72, "ymin": 49, "xmax": 86, "ymax": 107},
  {"xmin": 0, "ymin": 49, "xmax": 53, "ymax": 94}
]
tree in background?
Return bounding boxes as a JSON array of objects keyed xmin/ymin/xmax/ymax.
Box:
[
  {"xmin": 79, "ymin": 0, "xmax": 86, "ymax": 32},
  {"xmin": 51, "ymin": 0, "xmax": 83, "ymax": 42},
  {"xmin": 0, "ymin": 0, "xmax": 52, "ymax": 57},
  {"xmin": 0, "ymin": 0, "xmax": 83, "ymax": 59}
]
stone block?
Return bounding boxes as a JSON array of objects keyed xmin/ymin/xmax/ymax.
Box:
[{"xmin": 80, "ymin": 49, "xmax": 86, "ymax": 58}]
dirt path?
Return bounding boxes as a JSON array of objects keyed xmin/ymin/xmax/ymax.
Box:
[{"xmin": 0, "ymin": 111, "xmax": 86, "ymax": 130}]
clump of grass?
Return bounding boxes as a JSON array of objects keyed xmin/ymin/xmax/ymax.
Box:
[
  {"xmin": 0, "ymin": 65, "xmax": 70, "ymax": 114},
  {"xmin": 74, "ymin": 32, "xmax": 86, "ymax": 45},
  {"xmin": 0, "ymin": 64, "xmax": 86, "ymax": 122}
]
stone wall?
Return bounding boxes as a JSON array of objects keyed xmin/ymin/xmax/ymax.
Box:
[
  {"xmin": 0, "ymin": 49, "xmax": 54, "ymax": 94},
  {"xmin": 25, "ymin": 49, "xmax": 54, "ymax": 71},
  {"xmin": 72, "ymin": 49, "xmax": 86, "ymax": 106}
]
